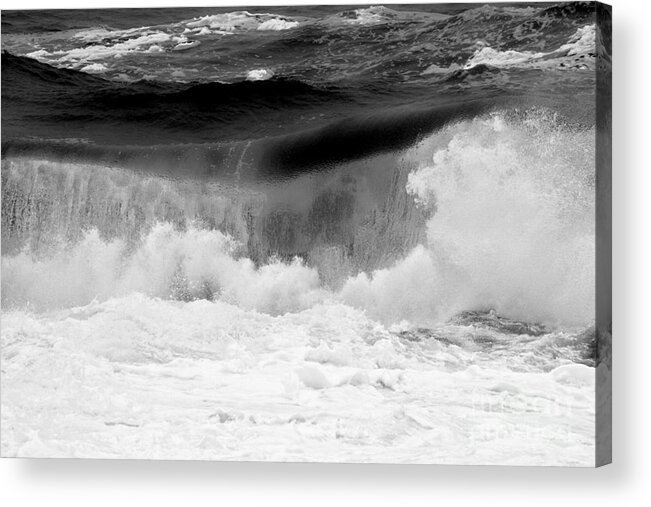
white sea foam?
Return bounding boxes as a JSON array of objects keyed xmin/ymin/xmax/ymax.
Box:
[
  {"xmin": 80, "ymin": 62, "xmax": 109, "ymax": 73},
  {"xmin": 16, "ymin": 11, "xmax": 299, "ymax": 74},
  {"xmin": 558, "ymin": 24, "xmax": 596, "ymax": 56},
  {"xmin": 171, "ymin": 39, "xmax": 200, "ymax": 51},
  {"xmin": 186, "ymin": 12, "xmax": 299, "ymax": 32},
  {"xmin": 246, "ymin": 68, "xmax": 274, "ymax": 81},
  {"xmin": 339, "ymin": 111, "xmax": 595, "ymax": 328},
  {"xmin": 185, "ymin": 12, "xmax": 258, "ymax": 31},
  {"xmin": 53, "ymin": 31, "xmax": 174, "ymax": 67},
  {"xmin": 465, "ymin": 24, "xmax": 596, "ymax": 70},
  {"xmin": 403, "ymin": 111, "xmax": 595, "ymax": 327},
  {"xmin": 24, "ymin": 49, "xmax": 51, "ymax": 61},
  {"xmin": 343, "ymin": 6, "xmax": 394, "ymax": 25},
  {"xmin": 1, "ymin": 224, "xmax": 326, "ymax": 315},
  {"xmin": 0, "ymin": 293, "xmax": 595, "ymax": 463},
  {"xmin": 257, "ymin": 19, "xmax": 300, "ymax": 31},
  {"xmin": 464, "ymin": 47, "xmax": 545, "ymax": 68}
]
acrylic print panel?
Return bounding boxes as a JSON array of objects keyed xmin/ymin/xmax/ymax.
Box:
[{"xmin": 0, "ymin": 2, "xmax": 611, "ymax": 466}]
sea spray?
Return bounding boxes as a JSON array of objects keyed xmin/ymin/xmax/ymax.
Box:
[
  {"xmin": 410, "ymin": 110, "xmax": 594, "ymax": 326},
  {"xmin": 1, "ymin": 111, "xmax": 594, "ymax": 328},
  {"xmin": 1, "ymin": 224, "xmax": 326, "ymax": 314},
  {"xmin": 342, "ymin": 111, "xmax": 595, "ymax": 328},
  {"xmin": 1, "ymin": 152, "xmax": 427, "ymax": 284}
]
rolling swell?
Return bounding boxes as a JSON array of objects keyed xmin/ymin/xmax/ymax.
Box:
[
  {"xmin": 2, "ymin": 98, "xmax": 497, "ymax": 181},
  {"xmin": 0, "ymin": 85, "xmax": 492, "ymax": 280},
  {"xmin": 1, "ymin": 52, "xmax": 346, "ymax": 143},
  {"xmin": 1, "ymin": 108, "xmax": 596, "ymax": 327},
  {"xmin": 1, "ymin": 52, "xmax": 512, "ymax": 287},
  {"xmin": 259, "ymin": 100, "xmax": 494, "ymax": 177},
  {"xmin": 1, "ymin": 51, "xmax": 340, "ymax": 103}
]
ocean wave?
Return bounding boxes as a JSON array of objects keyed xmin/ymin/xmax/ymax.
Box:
[
  {"xmin": 1, "ymin": 51, "xmax": 349, "ymax": 142},
  {"xmin": 403, "ymin": 110, "xmax": 595, "ymax": 326},
  {"xmin": 2, "ymin": 50, "xmax": 332, "ymax": 99},
  {"xmin": 257, "ymin": 18, "xmax": 301, "ymax": 31},
  {"xmin": 80, "ymin": 62, "xmax": 109, "ymax": 74},
  {"xmin": 185, "ymin": 11, "xmax": 302, "ymax": 32},
  {"xmin": 464, "ymin": 24, "xmax": 596, "ymax": 70},
  {"xmin": 0, "ymin": 106, "xmax": 598, "ymax": 463},
  {"xmin": 2, "ymin": 3, "xmax": 598, "ymax": 86},
  {"xmin": 323, "ymin": 5, "xmax": 446, "ymax": 27},
  {"xmin": 246, "ymin": 68, "xmax": 275, "ymax": 81},
  {"xmin": 9, "ymin": 11, "xmax": 304, "ymax": 78},
  {"xmin": 2, "ymin": 110, "xmax": 595, "ymax": 328},
  {"xmin": 1, "ymin": 50, "xmax": 109, "ymax": 89},
  {"xmin": 27, "ymin": 30, "xmax": 179, "ymax": 69},
  {"xmin": 0, "ymin": 3, "xmax": 603, "ymax": 465},
  {"xmin": 2, "ymin": 104, "xmax": 498, "ymax": 187},
  {"xmin": 1, "ymin": 224, "xmax": 325, "ymax": 315}
]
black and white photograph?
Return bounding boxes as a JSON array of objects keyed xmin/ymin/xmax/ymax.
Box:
[{"xmin": 1, "ymin": 1, "xmax": 611, "ymax": 466}]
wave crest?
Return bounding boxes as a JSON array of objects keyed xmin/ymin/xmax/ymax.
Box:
[
  {"xmin": 1, "ymin": 110, "xmax": 595, "ymax": 328},
  {"xmin": 403, "ymin": 110, "xmax": 595, "ymax": 326}
]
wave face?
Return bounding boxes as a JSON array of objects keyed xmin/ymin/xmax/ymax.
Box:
[
  {"xmin": 2, "ymin": 110, "xmax": 594, "ymax": 328},
  {"xmin": 1, "ymin": 146, "xmax": 428, "ymax": 306}
]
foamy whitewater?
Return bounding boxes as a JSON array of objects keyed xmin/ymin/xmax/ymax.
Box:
[
  {"xmin": 1, "ymin": 112, "xmax": 596, "ymax": 464},
  {"xmin": 1, "ymin": 3, "xmax": 608, "ymax": 465}
]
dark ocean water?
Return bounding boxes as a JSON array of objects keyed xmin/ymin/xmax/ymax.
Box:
[{"xmin": 2, "ymin": 3, "xmax": 601, "ymax": 149}]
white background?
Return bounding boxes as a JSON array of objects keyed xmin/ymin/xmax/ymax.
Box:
[{"xmin": 0, "ymin": 0, "xmax": 648, "ymax": 505}]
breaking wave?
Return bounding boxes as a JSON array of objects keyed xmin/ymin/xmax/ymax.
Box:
[{"xmin": 1, "ymin": 109, "xmax": 594, "ymax": 328}]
